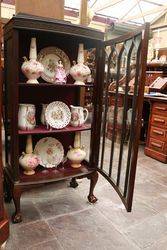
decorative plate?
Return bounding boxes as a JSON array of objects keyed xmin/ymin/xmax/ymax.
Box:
[
  {"xmin": 45, "ymin": 101, "xmax": 71, "ymax": 129},
  {"xmin": 37, "ymin": 47, "xmax": 71, "ymax": 83},
  {"xmin": 34, "ymin": 137, "xmax": 64, "ymax": 168}
]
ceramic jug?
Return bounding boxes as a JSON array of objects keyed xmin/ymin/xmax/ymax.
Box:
[
  {"xmin": 18, "ymin": 104, "xmax": 36, "ymax": 130},
  {"xmin": 70, "ymin": 105, "xmax": 88, "ymax": 127}
]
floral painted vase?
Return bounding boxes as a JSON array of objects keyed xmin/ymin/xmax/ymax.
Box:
[
  {"xmin": 21, "ymin": 37, "xmax": 44, "ymax": 84},
  {"xmin": 18, "ymin": 104, "xmax": 36, "ymax": 130},
  {"xmin": 19, "ymin": 135, "xmax": 39, "ymax": 175},
  {"xmin": 67, "ymin": 132, "xmax": 86, "ymax": 168},
  {"xmin": 70, "ymin": 43, "xmax": 91, "ymax": 85}
]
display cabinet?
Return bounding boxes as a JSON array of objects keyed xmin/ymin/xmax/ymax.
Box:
[{"xmin": 3, "ymin": 13, "xmax": 149, "ymax": 223}]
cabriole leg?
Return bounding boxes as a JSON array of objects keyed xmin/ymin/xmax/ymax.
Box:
[
  {"xmin": 4, "ymin": 175, "xmax": 12, "ymax": 203},
  {"xmin": 87, "ymin": 171, "xmax": 98, "ymax": 203},
  {"xmin": 12, "ymin": 186, "xmax": 22, "ymax": 223}
]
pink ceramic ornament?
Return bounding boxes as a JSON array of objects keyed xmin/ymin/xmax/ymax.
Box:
[{"xmin": 54, "ymin": 60, "xmax": 67, "ymax": 84}]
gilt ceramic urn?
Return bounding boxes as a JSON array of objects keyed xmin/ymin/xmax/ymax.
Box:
[
  {"xmin": 70, "ymin": 43, "xmax": 91, "ymax": 85},
  {"xmin": 21, "ymin": 38, "xmax": 44, "ymax": 84}
]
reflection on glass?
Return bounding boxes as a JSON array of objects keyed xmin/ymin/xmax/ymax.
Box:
[{"xmin": 98, "ymin": 35, "xmax": 141, "ymax": 196}]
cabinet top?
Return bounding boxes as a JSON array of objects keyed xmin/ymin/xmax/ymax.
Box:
[{"xmin": 4, "ymin": 13, "xmax": 104, "ymax": 41}]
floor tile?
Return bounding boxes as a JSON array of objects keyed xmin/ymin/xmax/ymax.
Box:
[
  {"xmin": 34, "ymin": 192, "xmax": 89, "ymax": 219},
  {"xmin": 27, "ymin": 238, "xmax": 63, "ymax": 250},
  {"xmin": 145, "ymin": 236, "xmax": 167, "ymax": 250},
  {"xmin": 5, "ymin": 201, "xmax": 41, "ymax": 225},
  {"xmin": 6, "ymin": 221, "xmax": 55, "ymax": 249},
  {"xmin": 125, "ymin": 213, "xmax": 167, "ymax": 248},
  {"xmin": 145, "ymin": 196, "xmax": 167, "ymax": 213},
  {"xmin": 48, "ymin": 208, "xmax": 140, "ymax": 250},
  {"xmin": 134, "ymin": 181, "xmax": 166, "ymax": 202},
  {"xmin": 96, "ymin": 199, "xmax": 157, "ymax": 232}
]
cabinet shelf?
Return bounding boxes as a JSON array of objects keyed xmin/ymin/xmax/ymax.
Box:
[
  {"xmin": 19, "ymin": 161, "xmax": 94, "ymax": 185},
  {"xmin": 18, "ymin": 124, "xmax": 91, "ymax": 135},
  {"xmin": 18, "ymin": 83, "xmax": 94, "ymax": 88}
]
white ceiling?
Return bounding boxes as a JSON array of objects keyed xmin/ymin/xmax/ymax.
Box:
[{"xmin": 65, "ymin": 0, "xmax": 167, "ymax": 24}]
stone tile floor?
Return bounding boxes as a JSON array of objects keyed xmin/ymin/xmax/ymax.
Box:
[{"xmin": 5, "ymin": 146, "xmax": 167, "ymax": 250}]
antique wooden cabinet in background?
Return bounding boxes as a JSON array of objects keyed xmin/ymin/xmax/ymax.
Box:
[
  {"xmin": 0, "ymin": 19, "xmax": 9, "ymax": 246},
  {"xmin": 3, "ymin": 13, "xmax": 149, "ymax": 223}
]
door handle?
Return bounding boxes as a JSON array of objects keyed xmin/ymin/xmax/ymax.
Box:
[
  {"xmin": 155, "ymin": 106, "xmax": 167, "ymax": 111},
  {"xmin": 154, "ymin": 118, "xmax": 165, "ymax": 123},
  {"xmin": 152, "ymin": 129, "xmax": 164, "ymax": 135},
  {"xmin": 151, "ymin": 142, "xmax": 162, "ymax": 148}
]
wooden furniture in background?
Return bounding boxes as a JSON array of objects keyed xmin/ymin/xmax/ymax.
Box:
[
  {"xmin": 145, "ymin": 98, "xmax": 167, "ymax": 163},
  {"xmin": 145, "ymin": 71, "xmax": 163, "ymax": 86},
  {"xmin": 147, "ymin": 62, "xmax": 167, "ymax": 77},
  {"xmin": 3, "ymin": 14, "xmax": 149, "ymax": 223},
  {"xmin": 16, "ymin": 0, "xmax": 64, "ymax": 19},
  {"xmin": 149, "ymin": 77, "xmax": 167, "ymax": 93}
]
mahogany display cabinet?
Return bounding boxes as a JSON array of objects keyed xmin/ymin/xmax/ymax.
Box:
[{"xmin": 3, "ymin": 13, "xmax": 149, "ymax": 223}]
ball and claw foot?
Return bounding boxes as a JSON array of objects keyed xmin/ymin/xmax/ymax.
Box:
[
  {"xmin": 70, "ymin": 178, "xmax": 79, "ymax": 188},
  {"xmin": 12, "ymin": 213, "xmax": 22, "ymax": 224},
  {"xmin": 87, "ymin": 194, "xmax": 98, "ymax": 204}
]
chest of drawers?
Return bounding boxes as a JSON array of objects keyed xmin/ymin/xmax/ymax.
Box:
[{"xmin": 145, "ymin": 101, "xmax": 167, "ymax": 163}]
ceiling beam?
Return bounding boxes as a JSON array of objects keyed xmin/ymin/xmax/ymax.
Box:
[
  {"xmin": 136, "ymin": 0, "xmax": 145, "ymax": 23},
  {"xmin": 119, "ymin": 1, "xmax": 139, "ymax": 20},
  {"xmin": 118, "ymin": 3, "xmax": 167, "ymax": 22},
  {"xmin": 93, "ymin": 0, "xmax": 124, "ymax": 13},
  {"xmin": 151, "ymin": 9, "xmax": 167, "ymax": 24},
  {"xmin": 143, "ymin": 0, "xmax": 163, "ymax": 6}
]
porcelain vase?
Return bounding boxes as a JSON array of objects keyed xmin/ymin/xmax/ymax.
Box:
[
  {"xmin": 70, "ymin": 43, "xmax": 91, "ymax": 85},
  {"xmin": 70, "ymin": 105, "xmax": 88, "ymax": 127},
  {"xmin": 21, "ymin": 37, "xmax": 44, "ymax": 84},
  {"xmin": 67, "ymin": 132, "xmax": 86, "ymax": 168},
  {"xmin": 19, "ymin": 135, "xmax": 39, "ymax": 175},
  {"xmin": 18, "ymin": 104, "xmax": 36, "ymax": 130}
]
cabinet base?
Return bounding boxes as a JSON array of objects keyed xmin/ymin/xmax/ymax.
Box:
[
  {"xmin": 4, "ymin": 166, "xmax": 99, "ymax": 223},
  {"xmin": 0, "ymin": 212, "xmax": 9, "ymax": 246},
  {"xmin": 145, "ymin": 147, "xmax": 167, "ymax": 163}
]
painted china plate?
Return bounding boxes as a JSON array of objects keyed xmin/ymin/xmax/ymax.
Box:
[
  {"xmin": 37, "ymin": 47, "xmax": 71, "ymax": 83},
  {"xmin": 45, "ymin": 101, "xmax": 71, "ymax": 129},
  {"xmin": 34, "ymin": 137, "xmax": 64, "ymax": 168}
]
